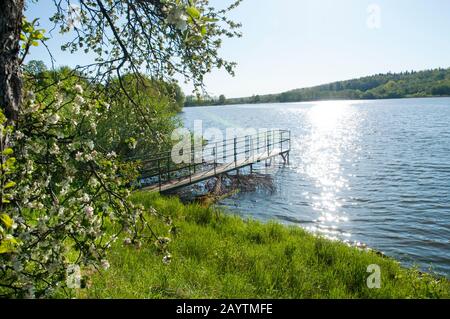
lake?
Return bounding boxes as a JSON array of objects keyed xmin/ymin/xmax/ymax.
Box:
[{"xmin": 182, "ymin": 97, "xmax": 450, "ymax": 277}]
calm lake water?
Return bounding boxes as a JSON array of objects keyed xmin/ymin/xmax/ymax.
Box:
[{"xmin": 182, "ymin": 97, "xmax": 450, "ymax": 276}]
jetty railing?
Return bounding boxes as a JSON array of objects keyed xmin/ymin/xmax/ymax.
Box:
[{"xmin": 135, "ymin": 129, "xmax": 291, "ymax": 191}]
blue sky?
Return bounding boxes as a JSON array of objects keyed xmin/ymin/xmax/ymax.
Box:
[{"xmin": 26, "ymin": 0, "xmax": 450, "ymax": 97}]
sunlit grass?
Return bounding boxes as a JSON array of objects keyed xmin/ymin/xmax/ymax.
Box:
[{"xmin": 77, "ymin": 192, "xmax": 449, "ymax": 299}]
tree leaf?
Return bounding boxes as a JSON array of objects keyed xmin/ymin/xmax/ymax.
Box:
[
  {"xmin": 4, "ymin": 181, "xmax": 16, "ymax": 189},
  {"xmin": 187, "ymin": 7, "xmax": 201, "ymax": 19},
  {"xmin": 0, "ymin": 238, "xmax": 18, "ymax": 254},
  {"xmin": 0, "ymin": 214, "xmax": 13, "ymax": 229},
  {"xmin": 2, "ymin": 147, "xmax": 13, "ymax": 156}
]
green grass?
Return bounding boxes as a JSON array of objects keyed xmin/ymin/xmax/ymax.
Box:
[{"xmin": 78, "ymin": 192, "xmax": 449, "ymax": 299}]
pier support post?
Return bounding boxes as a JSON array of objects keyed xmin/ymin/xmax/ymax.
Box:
[
  {"xmin": 234, "ymin": 137, "xmax": 237, "ymax": 168},
  {"xmin": 223, "ymin": 137, "xmax": 227, "ymax": 163},
  {"xmin": 214, "ymin": 142, "xmax": 218, "ymax": 175},
  {"xmin": 280, "ymin": 131, "xmax": 283, "ymax": 153}
]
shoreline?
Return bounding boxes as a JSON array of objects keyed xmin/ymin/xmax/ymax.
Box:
[
  {"xmin": 184, "ymin": 95, "xmax": 450, "ymax": 108},
  {"xmin": 181, "ymin": 181, "xmax": 448, "ymax": 279},
  {"xmin": 75, "ymin": 192, "xmax": 450, "ymax": 299}
]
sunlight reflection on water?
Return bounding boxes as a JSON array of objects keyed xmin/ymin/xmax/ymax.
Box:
[
  {"xmin": 183, "ymin": 98, "xmax": 450, "ymax": 276},
  {"xmin": 295, "ymin": 101, "xmax": 362, "ymax": 241}
]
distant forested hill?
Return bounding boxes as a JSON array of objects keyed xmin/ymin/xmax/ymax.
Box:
[{"xmin": 185, "ymin": 68, "xmax": 450, "ymax": 106}]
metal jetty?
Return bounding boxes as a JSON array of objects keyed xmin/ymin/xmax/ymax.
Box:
[{"xmin": 137, "ymin": 129, "xmax": 291, "ymax": 193}]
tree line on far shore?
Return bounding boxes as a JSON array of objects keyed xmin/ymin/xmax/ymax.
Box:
[{"xmin": 185, "ymin": 67, "xmax": 450, "ymax": 107}]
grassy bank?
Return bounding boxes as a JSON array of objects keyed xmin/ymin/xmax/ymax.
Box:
[{"xmin": 78, "ymin": 193, "xmax": 449, "ymax": 299}]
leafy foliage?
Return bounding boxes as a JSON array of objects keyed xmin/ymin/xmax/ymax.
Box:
[
  {"xmin": 47, "ymin": 0, "xmax": 242, "ymax": 91},
  {"xmin": 0, "ymin": 111, "xmax": 20, "ymax": 255},
  {"xmin": 0, "ymin": 76, "xmax": 157, "ymax": 297},
  {"xmin": 0, "ymin": 0, "xmax": 242, "ymax": 298},
  {"xmin": 95, "ymin": 73, "xmax": 184, "ymax": 159},
  {"xmin": 19, "ymin": 18, "xmax": 48, "ymax": 65}
]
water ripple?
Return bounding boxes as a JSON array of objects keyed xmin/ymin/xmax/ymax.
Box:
[{"xmin": 183, "ymin": 97, "xmax": 450, "ymax": 277}]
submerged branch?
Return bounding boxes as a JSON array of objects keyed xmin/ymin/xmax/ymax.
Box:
[{"xmin": 171, "ymin": 172, "xmax": 276, "ymax": 205}]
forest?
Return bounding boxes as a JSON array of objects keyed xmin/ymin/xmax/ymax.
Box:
[{"xmin": 186, "ymin": 68, "xmax": 450, "ymax": 106}]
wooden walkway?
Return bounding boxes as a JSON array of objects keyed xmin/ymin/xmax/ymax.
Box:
[{"xmin": 137, "ymin": 129, "xmax": 291, "ymax": 193}]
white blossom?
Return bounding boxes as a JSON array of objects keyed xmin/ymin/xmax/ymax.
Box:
[
  {"xmin": 101, "ymin": 259, "xmax": 110, "ymax": 270},
  {"xmin": 73, "ymin": 104, "xmax": 80, "ymax": 115},
  {"xmin": 167, "ymin": 7, "xmax": 188, "ymax": 31},
  {"xmin": 48, "ymin": 114, "xmax": 60, "ymax": 125},
  {"xmin": 81, "ymin": 193, "xmax": 91, "ymax": 203},
  {"xmin": 87, "ymin": 140, "xmax": 95, "ymax": 150},
  {"xmin": 50, "ymin": 143, "xmax": 60, "ymax": 155},
  {"xmin": 89, "ymin": 177, "xmax": 100, "ymax": 188},
  {"xmin": 162, "ymin": 254, "xmax": 172, "ymax": 265},
  {"xmin": 55, "ymin": 94, "xmax": 64, "ymax": 108},
  {"xmin": 75, "ymin": 152, "xmax": 83, "ymax": 161},
  {"xmin": 84, "ymin": 205, "xmax": 94, "ymax": 218},
  {"xmin": 74, "ymin": 95, "xmax": 85, "ymax": 105},
  {"xmin": 128, "ymin": 139, "xmax": 137, "ymax": 150},
  {"xmin": 107, "ymin": 151, "xmax": 117, "ymax": 158},
  {"xmin": 74, "ymin": 84, "xmax": 84, "ymax": 94},
  {"xmin": 15, "ymin": 131, "xmax": 25, "ymax": 140},
  {"xmin": 155, "ymin": 237, "xmax": 171, "ymax": 248}
]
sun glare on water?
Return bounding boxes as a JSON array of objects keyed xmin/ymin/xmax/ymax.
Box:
[{"xmin": 296, "ymin": 101, "xmax": 362, "ymax": 240}]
